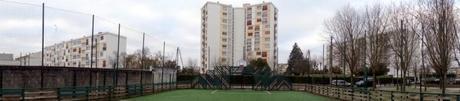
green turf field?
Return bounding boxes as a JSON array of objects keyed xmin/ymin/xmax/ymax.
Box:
[{"xmin": 125, "ymin": 89, "xmax": 333, "ymax": 101}]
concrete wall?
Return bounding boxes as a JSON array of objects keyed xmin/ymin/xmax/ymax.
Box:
[
  {"xmin": 233, "ymin": 8, "xmax": 245, "ymax": 66},
  {"xmin": 0, "ymin": 66, "xmax": 176, "ymax": 89}
]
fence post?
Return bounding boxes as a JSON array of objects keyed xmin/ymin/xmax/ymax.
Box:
[
  {"xmin": 86, "ymin": 87, "xmax": 89, "ymax": 100},
  {"xmin": 338, "ymin": 87, "xmax": 341, "ymax": 98},
  {"xmin": 350, "ymin": 87, "xmax": 355, "ymax": 101},
  {"xmin": 420, "ymin": 93, "xmax": 424, "ymax": 101},
  {"xmin": 390, "ymin": 91, "xmax": 394, "ymax": 101},
  {"xmin": 368, "ymin": 90, "xmax": 371, "ymax": 101},
  {"xmin": 57, "ymin": 88, "xmax": 61, "ymax": 101},
  {"xmin": 21, "ymin": 88, "xmax": 25, "ymax": 101},
  {"xmin": 140, "ymin": 71, "xmax": 144, "ymax": 95},
  {"xmin": 456, "ymin": 95, "xmax": 459, "ymax": 101}
]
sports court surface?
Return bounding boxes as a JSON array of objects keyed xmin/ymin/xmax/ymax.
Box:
[{"xmin": 125, "ymin": 89, "xmax": 333, "ymax": 101}]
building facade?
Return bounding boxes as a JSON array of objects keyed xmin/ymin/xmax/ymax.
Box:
[
  {"xmin": 0, "ymin": 53, "xmax": 19, "ymax": 65},
  {"xmin": 16, "ymin": 32, "xmax": 127, "ymax": 68},
  {"xmin": 201, "ymin": 2, "xmax": 278, "ymax": 71}
]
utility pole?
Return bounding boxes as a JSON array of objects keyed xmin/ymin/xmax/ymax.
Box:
[
  {"xmin": 90, "ymin": 14, "xmax": 94, "ymax": 87},
  {"xmin": 114, "ymin": 24, "xmax": 121, "ymax": 86},
  {"xmin": 142, "ymin": 33, "xmax": 145, "ymax": 70},
  {"xmin": 91, "ymin": 14, "xmax": 94, "ymax": 69},
  {"xmin": 176, "ymin": 47, "xmax": 179, "ymax": 70},
  {"xmin": 40, "ymin": 2, "xmax": 45, "ymax": 89},
  {"xmin": 322, "ymin": 44, "xmax": 325, "ymax": 71},
  {"xmin": 141, "ymin": 32, "xmax": 145, "ymax": 90},
  {"xmin": 329, "ymin": 36, "xmax": 333, "ymax": 85},
  {"xmin": 161, "ymin": 41, "xmax": 165, "ymax": 89}
]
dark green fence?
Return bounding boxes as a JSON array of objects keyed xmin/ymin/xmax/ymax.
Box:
[{"xmin": 0, "ymin": 65, "xmax": 177, "ymax": 100}]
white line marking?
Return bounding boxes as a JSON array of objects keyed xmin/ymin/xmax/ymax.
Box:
[
  {"xmin": 266, "ymin": 91, "xmax": 272, "ymax": 95},
  {"xmin": 211, "ymin": 90, "xmax": 218, "ymax": 94}
]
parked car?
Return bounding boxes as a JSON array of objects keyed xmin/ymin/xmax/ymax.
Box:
[
  {"xmin": 331, "ymin": 80, "xmax": 351, "ymax": 86},
  {"xmin": 454, "ymin": 78, "xmax": 460, "ymax": 84},
  {"xmin": 355, "ymin": 78, "xmax": 373, "ymax": 87}
]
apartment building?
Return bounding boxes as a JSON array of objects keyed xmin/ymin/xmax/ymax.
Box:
[
  {"xmin": 0, "ymin": 53, "xmax": 19, "ymax": 65},
  {"xmin": 16, "ymin": 32, "xmax": 127, "ymax": 68},
  {"xmin": 201, "ymin": 2, "xmax": 278, "ymax": 71}
]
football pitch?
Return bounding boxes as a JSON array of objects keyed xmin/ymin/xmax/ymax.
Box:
[{"xmin": 125, "ymin": 89, "xmax": 334, "ymax": 101}]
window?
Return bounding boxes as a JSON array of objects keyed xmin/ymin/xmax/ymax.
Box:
[
  {"xmin": 101, "ymin": 36, "xmax": 104, "ymax": 40},
  {"xmin": 103, "ymin": 44, "xmax": 107, "ymax": 51},
  {"xmin": 221, "ymin": 58, "xmax": 226, "ymax": 62},
  {"xmin": 222, "ymin": 45, "xmax": 227, "ymax": 48},
  {"xmin": 222, "ymin": 32, "xmax": 227, "ymax": 35},
  {"xmin": 102, "ymin": 60, "xmax": 106, "ymax": 67},
  {"xmin": 257, "ymin": 52, "xmax": 261, "ymax": 55},
  {"xmin": 265, "ymin": 31, "xmax": 270, "ymax": 34},
  {"xmin": 247, "ymin": 20, "xmax": 252, "ymax": 25},
  {"xmin": 248, "ymin": 32, "xmax": 253, "ymax": 36},
  {"xmin": 247, "ymin": 7, "xmax": 252, "ymax": 11},
  {"xmin": 257, "ymin": 18, "xmax": 261, "ymax": 22},
  {"xmin": 263, "ymin": 5, "xmax": 268, "ymax": 10},
  {"xmin": 262, "ymin": 52, "xmax": 267, "ymax": 57},
  {"xmin": 248, "ymin": 26, "xmax": 253, "ymax": 30},
  {"xmin": 255, "ymin": 26, "xmax": 260, "ymax": 31},
  {"xmin": 246, "ymin": 14, "xmax": 252, "ymax": 19},
  {"xmin": 223, "ymin": 12, "xmax": 227, "ymax": 16},
  {"xmin": 86, "ymin": 39, "xmax": 89, "ymax": 45},
  {"xmin": 222, "ymin": 19, "xmax": 227, "ymax": 23}
]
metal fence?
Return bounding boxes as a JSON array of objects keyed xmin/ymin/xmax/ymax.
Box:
[
  {"xmin": 300, "ymin": 84, "xmax": 460, "ymax": 101},
  {"xmin": 0, "ymin": 1, "xmax": 179, "ymax": 68}
]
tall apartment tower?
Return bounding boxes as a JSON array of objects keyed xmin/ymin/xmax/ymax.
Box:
[{"xmin": 201, "ymin": 2, "xmax": 278, "ymax": 71}]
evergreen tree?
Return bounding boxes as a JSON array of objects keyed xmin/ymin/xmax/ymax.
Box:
[
  {"xmin": 248, "ymin": 58, "xmax": 271, "ymax": 73},
  {"xmin": 286, "ymin": 43, "xmax": 305, "ymax": 75}
]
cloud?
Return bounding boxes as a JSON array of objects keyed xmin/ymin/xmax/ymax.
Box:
[{"xmin": 0, "ymin": 0, "xmax": 403, "ymax": 66}]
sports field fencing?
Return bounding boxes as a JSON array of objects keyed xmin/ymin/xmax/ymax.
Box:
[
  {"xmin": 0, "ymin": 65, "xmax": 177, "ymax": 100},
  {"xmin": 302, "ymin": 84, "xmax": 460, "ymax": 101}
]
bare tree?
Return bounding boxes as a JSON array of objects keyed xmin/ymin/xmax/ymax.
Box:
[
  {"xmin": 325, "ymin": 5, "xmax": 365, "ymax": 86},
  {"xmin": 388, "ymin": 2, "xmax": 419, "ymax": 92},
  {"xmin": 418, "ymin": 0, "xmax": 457, "ymax": 96},
  {"xmin": 363, "ymin": 3, "xmax": 390, "ymax": 89}
]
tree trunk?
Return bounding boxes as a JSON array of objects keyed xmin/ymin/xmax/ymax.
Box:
[
  {"xmin": 396, "ymin": 68, "xmax": 399, "ymax": 90},
  {"xmin": 373, "ymin": 69, "xmax": 377, "ymax": 89},
  {"xmin": 402, "ymin": 69, "xmax": 406, "ymax": 92},
  {"xmin": 441, "ymin": 72, "xmax": 446, "ymax": 96}
]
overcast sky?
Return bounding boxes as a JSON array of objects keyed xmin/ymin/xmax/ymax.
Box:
[{"xmin": 0, "ymin": 0, "xmax": 400, "ymax": 65}]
